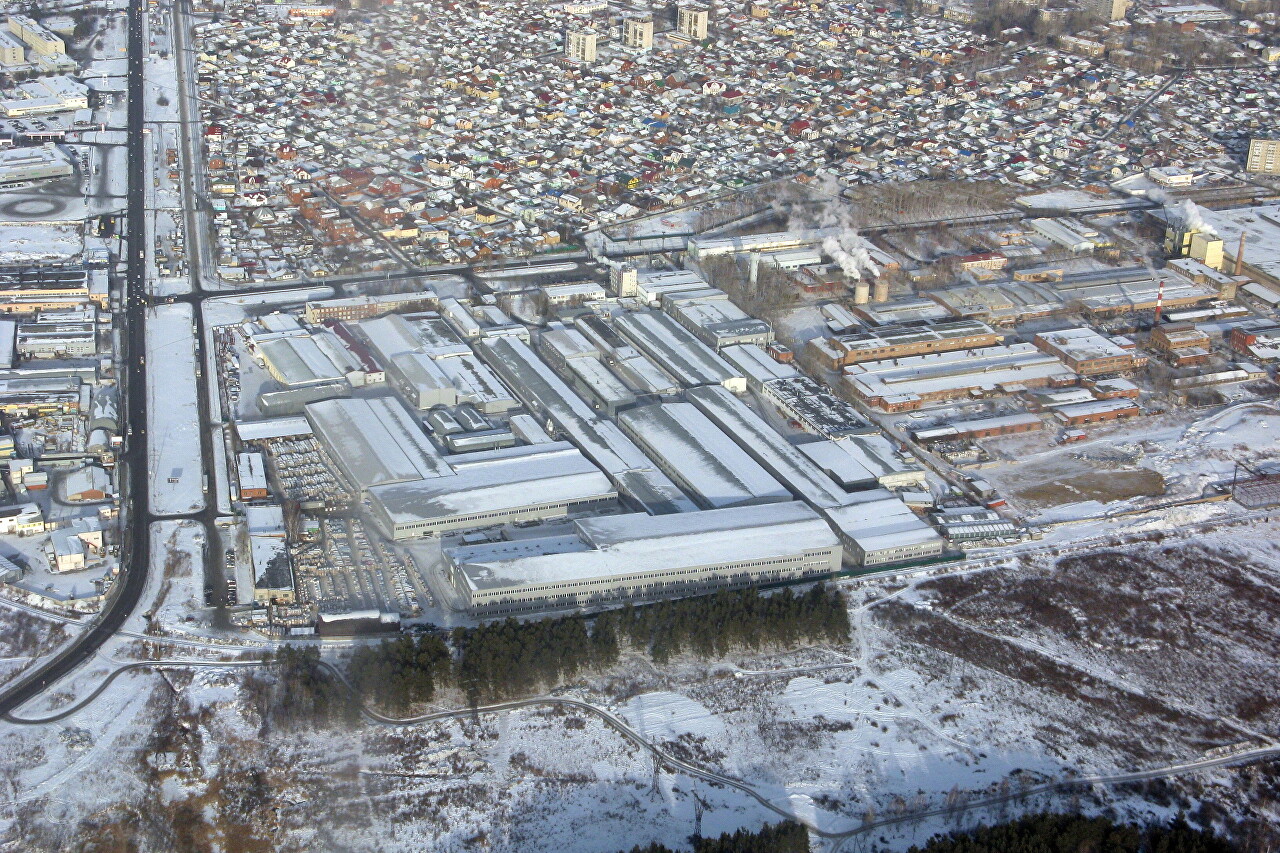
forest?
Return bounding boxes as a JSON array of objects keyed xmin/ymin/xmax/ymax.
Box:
[
  {"xmin": 272, "ymin": 584, "xmax": 850, "ymax": 717},
  {"xmin": 907, "ymin": 813, "xmax": 1238, "ymax": 853},
  {"xmin": 621, "ymin": 820, "xmax": 809, "ymax": 853}
]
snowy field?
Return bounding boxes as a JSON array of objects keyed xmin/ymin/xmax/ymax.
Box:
[
  {"xmin": 0, "ymin": 224, "xmax": 82, "ymax": 263},
  {"xmin": 146, "ymin": 303, "xmax": 205, "ymax": 516}
]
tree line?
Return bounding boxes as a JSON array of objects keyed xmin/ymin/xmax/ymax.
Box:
[
  {"xmin": 907, "ymin": 813, "xmax": 1238, "ymax": 853},
  {"xmin": 622, "ymin": 820, "xmax": 809, "ymax": 853},
  {"xmin": 269, "ymin": 584, "xmax": 851, "ymax": 720}
]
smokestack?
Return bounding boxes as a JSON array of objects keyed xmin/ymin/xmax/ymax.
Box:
[
  {"xmin": 1235, "ymin": 231, "xmax": 1246, "ymax": 277},
  {"xmin": 873, "ymin": 279, "xmax": 889, "ymax": 303},
  {"xmin": 749, "ymin": 251, "xmax": 760, "ymax": 286},
  {"xmin": 1154, "ymin": 278, "xmax": 1164, "ymax": 324},
  {"xmin": 854, "ymin": 280, "xmax": 870, "ymax": 305}
]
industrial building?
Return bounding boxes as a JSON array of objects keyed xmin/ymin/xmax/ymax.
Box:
[
  {"xmin": 612, "ymin": 311, "xmax": 746, "ymax": 392},
  {"xmin": 305, "ymin": 396, "xmax": 452, "ymax": 491},
  {"xmin": 686, "ymin": 228, "xmax": 837, "ymax": 259},
  {"xmin": 302, "ymin": 289, "xmax": 440, "ymax": 323},
  {"xmin": 1053, "ymin": 398, "xmax": 1140, "ymax": 426},
  {"xmin": 478, "ymin": 336, "xmax": 697, "ymax": 514},
  {"xmin": 367, "ymin": 442, "xmax": 617, "ymax": 539},
  {"xmin": 618, "ymin": 403, "xmax": 791, "ymax": 510},
  {"xmin": 798, "ymin": 435, "xmax": 926, "ymax": 491},
  {"xmin": 844, "ymin": 343, "xmax": 1077, "ymax": 411},
  {"xmin": 821, "ymin": 491, "xmax": 946, "ymax": 567},
  {"xmin": 15, "ymin": 319, "xmax": 95, "ymax": 358},
  {"xmin": 256, "ymin": 333, "xmax": 350, "ymax": 388},
  {"xmin": 0, "ymin": 143, "xmax": 72, "ymax": 187},
  {"xmin": 1033, "ymin": 327, "xmax": 1140, "ymax": 375},
  {"xmin": 662, "ymin": 289, "xmax": 774, "ymax": 350},
  {"xmin": 443, "ymin": 502, "xmax": 842, "ymax": 615},
  {"xmin": 808, "ymin": 319, "xmax": 1001, "ymax": 369},
  {"xmin": 237, "ymin": 452, "xmax": 269, "ymax": 500},
  {"xmin": 247, "ymin": 505, "xmax": 295, "ymax": 604}
]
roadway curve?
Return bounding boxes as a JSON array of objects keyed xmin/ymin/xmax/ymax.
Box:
[{"xmin": 5, "ymin": 656, "xmax": 1278, "ymax": 848}]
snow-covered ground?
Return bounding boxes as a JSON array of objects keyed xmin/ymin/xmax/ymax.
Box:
[{"xmin": 146, "ymin": 303, "xmax": 205, "ymax": 516}]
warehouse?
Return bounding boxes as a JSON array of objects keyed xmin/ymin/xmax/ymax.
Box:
[
  {"xmin": 912, "ymin": 412, "xmax": 1042, "ymax": 443},
  {"xmin": 686, "ymin": 228, "xmax": 836, "ymax": 259},
  {"xmin": 612, "ymin": 311, "xmax": 746, "ymax": 392},
  {"xmin": 631, "ymin": 269, "xmax": 708, "ymax": 305},
  {"xmin": 1054, "ymin": 398, "xmax": 1140, "ymax": 426},
  {"xmin": 257, "ymin": 334, "xmax": 349, "ymax": 388},
  {"xmin": 247, "ymin": 505, "xmax": 295, "ymax": 604},
  {"xmin": 618, "ymin": 403, "xmax": 791, "ymax": 510},
  {"xmin": 237, "ymin": 451, "xmax": 269, "ymax": 500},
  {"xmin": 436, "ymin": 354, "xmax": 519, "ymax": 413},
  {"xmin": 844, "ymin": 344, "xmax": 1077, "ymax": 411},
  {"xmin": 388, "ymin": 350, "xmax": 457, "ymax": 409},
  {"xmin": 443, "ymin": 502, "xmax": 843, "ymax": 615},
  {"xmin": 305, "ymin": 396, "xmax": 451, "ymax": 491},
  {"xmin": 822, "ymin": 491, "xmax": 946, "ymax": 567},
  {"xmin": 367, "ymin": 442, "xmax": 617, "ymax": 539},
  {"xmin": 478, "ymin": 336, "xmax": 696, "ymax": 514},
  {"xmin": 760, "ymin": 376, "xmax": 871, "ymax": 438},
  {"xmin": 564, "ymin": 355, "xmax": 636, "ymax": 415},
  {"xmin": 0, "ymin": 142, "xmax": 72, "ymax": 186}
]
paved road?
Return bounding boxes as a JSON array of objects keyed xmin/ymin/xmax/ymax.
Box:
[{"xmin": 0, "ymin": 0, "xmax": 154, "ymax": 718}]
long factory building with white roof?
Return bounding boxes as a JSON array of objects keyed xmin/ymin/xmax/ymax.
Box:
[{"xmin": 443, "ymin": 502, "xmax": 843, "ymax": 616}]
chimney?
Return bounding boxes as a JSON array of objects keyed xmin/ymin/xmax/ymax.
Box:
[
  {"xmin": 1154, "ymin": 278, "xmax": 1164, "ymax": 324},
  {"xmin": 1235, "ymin": 231, "xmax": 1246, "ymax": 277}
]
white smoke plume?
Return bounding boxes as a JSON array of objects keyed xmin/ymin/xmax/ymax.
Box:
[
  {"xmin": 1175, "ymin": 199, "xmax": 1217, "ymax": 237},
  {"xmin": 822, "ymin": 233, "xmax": 880, "ymax": 281}
]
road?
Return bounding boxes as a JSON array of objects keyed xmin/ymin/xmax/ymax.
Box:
[{"xmin": 0, "ymin": 0, "xmax": 154, "ymax": 718}]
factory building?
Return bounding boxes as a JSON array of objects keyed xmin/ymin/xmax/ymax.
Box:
[
  {"xmin": 1033, "ymin": 327, "xmax": 1140, "ymax": 375},
  {"xmin": 911, "ymin": 412, "xmax": 1042, "ymax": 444},
  {"xmin": 443, "ymin": 502, "xmax": 842, "ymax": 615},
  {"xmin": 759, "ymin": 375, "xmax": 872, "ymax": 439},
  {"xmin": 685, "ymin": 384, "xmax": 855, "ymax": 511},
  {"xmin": 821, "ymin": 491, "xmax": 946, "ymax": 567},
  {"xmin": 808, "ymin": 319, "xmax": 1001, "ymax": 369},
  {"xmin": 1053, "ymin": 398, "xmax": 1140, "ymax": 426},
  {"xmin": 478, "ymin": 336, "xmax": 697, "ymax": 515},
  {"xmin": 662, "ymin": 289, "xmax": 774, "ymax": 350},
  {"xmin": 612, "ymin": 311, "xmax": 746, "ymax": 392},
  {"xmin": 367, "ymin": 442, "xmax": 617, "ymax": 539},
  {"xmin": 618, "ymin": 403, "xmax": 791, "ymax": 510},
  {"xmin": 798, "ymin": 435, "xmax": 926, "ymax": 491},
  {"xmin": 303, "ymin": 289, "xmax": 439, "ymax": 324},
  {"xmin": 719, "ymin": 344, "xmax": 798, "ymax": 392},
  {"xmin": 15, "ymin": 319, "xmax": 95, "ymax": 358},
  {"xmin": 256, "ymin": 333, "xmax": 350, "ymax": 388},
  {"xmin": 687, "ymin": 228, "xmax": 837, "ymax": 259},
  {"xmin": 844, "ymin": 343, "xmax": 1077, "ymax": 411},
  {"xmin": 305, "ymin": 396, "xmax": 452, "ymax": 491}
]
